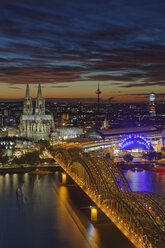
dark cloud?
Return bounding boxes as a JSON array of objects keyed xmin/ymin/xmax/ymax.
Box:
[
  {"xmin": 51, "ymin": 85, "xmax": 70, "ymax": 88},
  {"xmin": 0, "ymin": 58, "xmax": 14, "ymax": 63},
  {"xmin": 8, "ymin": 86, "xmax": 21, "ymax": 89},
  {"xmin": 83, "ymin": 74, "xmax": 141, "ymax": 82},
  {"xmin": 125, "ymin": 93, "xmax": 165, "ymax": 96},
  {"xmin": 0, "ymin": 0, "xmax": 164, "ymax": 95},
  {"xmin": 122, "ymin": 81, "xmax": 165, "ymax": 88}
]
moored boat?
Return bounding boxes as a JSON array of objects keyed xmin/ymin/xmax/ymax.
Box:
[
  {"xmin": 152, "ymin": 166, "xmax": 165, "ymax": 172},
  {"xmin": 29, "ymin": 169, "xmax": 52, "ymax": 175}
]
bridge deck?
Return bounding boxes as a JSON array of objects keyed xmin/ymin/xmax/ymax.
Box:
[{"xmin": 53, "ymin": 144, "xmax": 165, "ymax": 248}]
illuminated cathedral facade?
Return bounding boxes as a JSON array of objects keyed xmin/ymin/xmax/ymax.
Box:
[{"xmin": 19, "ymin": 84, "xmax": 55, "ymax": 141}]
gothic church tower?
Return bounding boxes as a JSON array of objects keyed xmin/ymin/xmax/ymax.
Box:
[
  {"xmin": 23, "ymin": 84, "xmax": 33, "ymax": 115},
  {"xmin": 35, "ymin": 83, "xmax": 45, "ymax": 115}
]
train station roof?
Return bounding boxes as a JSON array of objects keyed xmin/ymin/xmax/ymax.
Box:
[{"xmin": 97, "ymin": 126, "xmax": 161, "ymax": 138}]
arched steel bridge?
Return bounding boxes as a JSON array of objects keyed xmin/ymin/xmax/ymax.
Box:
[{"xmin": 52, "ymin": 143, "xmax": 165, "ymax": 248}]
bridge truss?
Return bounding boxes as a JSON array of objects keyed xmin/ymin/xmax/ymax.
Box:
[{"xmin": 53, "ymin": 144, "xmax": 165, "ymax": 248}]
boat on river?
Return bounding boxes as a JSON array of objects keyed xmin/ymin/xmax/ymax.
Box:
[
  {"xmin": 152, "ymin": 166, "xmax": 165, "ymax": 172},
  {"xmin": 29, "ymin": 169, "xmax": 52, "ymax": 175},
  {"xmin": 131, "ymin": 167, "xmax": 144, "ymax": 171}
]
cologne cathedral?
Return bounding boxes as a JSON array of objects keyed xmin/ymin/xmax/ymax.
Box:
[{"xmin": 19, "ymin": 84, "xmax": 55, "ymax": 141}]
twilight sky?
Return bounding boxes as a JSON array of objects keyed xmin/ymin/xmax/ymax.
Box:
[{"xmin": 0, "ymin": 0, "xmax": 165, "ymax": 102}]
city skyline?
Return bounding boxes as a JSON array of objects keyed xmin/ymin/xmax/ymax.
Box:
[{"xmin": 0, "ymin": 0, "xmax": 165, "ymax": 102}]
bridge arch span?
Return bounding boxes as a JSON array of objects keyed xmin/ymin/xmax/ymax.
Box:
[
  {"xmin": 54, "ymin": 146, "xmax": 165, "ymax": 248},
  {"xmin": 54, "ymin": 148, "xmax": 72, "ymax": 165},
  {"xmin": 69, "ymin": 157, "xmax": 111, "ymax": 198},
  {"xmin": 69, "ymin": 159, "xmax": 99, "ymax": 194},
  {"xmin": 102, "ymin": 192, "xmax": 152, "ymax": 247},
  {"xmin": 98, "ymin": 157, "xmax": 131, "ymax": 193}
]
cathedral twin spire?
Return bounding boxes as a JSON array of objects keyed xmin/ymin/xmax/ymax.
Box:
[
  {"xmin": 23, "ymin": 84, "xmax": 33, "ymax": 115},
  {"xmin": 23, "ymin": 84, "xmax": 45, "ymax": 115},
  {"xmin": 35, "ymin": 83, "xmax": 45, "ymax": 115},
  {"xmin": 25, "ymin": 83, "xmax": 30, "ymax": 98},
  {"xmin": 37, "ymin": 83, "xmax": 42, "ymax": 98}
]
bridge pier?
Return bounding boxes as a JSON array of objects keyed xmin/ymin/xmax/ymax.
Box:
[
  {"xmin": 61, "ymin": 172, "xmax": 67, "ymax": 184},
  {"xmin": 91, "ymin": 207, "xmax": 98, "ymax": 223}
]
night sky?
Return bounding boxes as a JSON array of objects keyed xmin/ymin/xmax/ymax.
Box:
[{"xmin": 0, "ymin": 0, "xmax": 165, "ymax": 101}]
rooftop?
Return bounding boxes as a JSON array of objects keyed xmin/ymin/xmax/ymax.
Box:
[
  {"xmin": 21, "ymin": 115, "xmax": 53, "ymax": 121},
  {"xmin": 97, "ymin": 126, "xmax": 161, "ymax": 137}
]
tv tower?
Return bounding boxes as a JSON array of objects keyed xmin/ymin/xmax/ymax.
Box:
[{"xmin": 96, "ymin": 82, "xmax": 102, "ymax": 112}]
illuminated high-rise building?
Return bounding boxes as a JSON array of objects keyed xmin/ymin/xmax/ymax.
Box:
[{"xmin": 149, "ymin": 92, "xmax": 156, "ymax": 116}]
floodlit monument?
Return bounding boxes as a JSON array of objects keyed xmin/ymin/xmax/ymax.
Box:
[{"xmin": 20, "ymin": 84, "xmax": 55, "ymax": 141}]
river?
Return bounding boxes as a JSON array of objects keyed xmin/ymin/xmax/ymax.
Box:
[
  {"xmin": 124, "ymin": 169, "xmax": 165, "ymax": 197},
  {"xmin": 0, "ymin": 169, "xmax": 164, "ymax": 248}
]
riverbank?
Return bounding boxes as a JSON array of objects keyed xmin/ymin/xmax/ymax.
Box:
[
  {"xmin": 0, "ymin": 164, "xmax": 59, "ymax": 174},
  {"xmin": 119, "ymin": 162, "xmax": 165, "ymax": 172},
  {"xmin": 118, "ymin": 162, "xmax": 153, "ymax": 170}
]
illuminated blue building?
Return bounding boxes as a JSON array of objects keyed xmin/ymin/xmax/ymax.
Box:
[
  {"xmin": 96, "ymin": 126, "xmax": 162, "ymax": 152},
  {"xmin": 120, "ymin": 135, "xmax": 152, "ymax": 151}
]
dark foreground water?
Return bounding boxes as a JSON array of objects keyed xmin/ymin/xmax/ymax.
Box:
[{"xmin": 0, "ymin": 170, "xmax": 164, "ymax": 248}]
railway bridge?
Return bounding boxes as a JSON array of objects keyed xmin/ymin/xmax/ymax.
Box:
[{"xmin": 52, "ymin": 143, "xmax": 165, "ymax": 248}]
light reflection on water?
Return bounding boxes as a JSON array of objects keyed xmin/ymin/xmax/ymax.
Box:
[
  {"xmin": 87, "ymin": 223, "xmax": 100, "ymax": 248},
  {"xmin": 56, "ymin": 183, "xmax": 100, "ymax": 248},
  {"xmin": 124, "ymin": 170, "xmax": 165, "ymax": 197},
  {"xmin": 0, "ymin": 172, "xmax": 145, "ymax": 248}
]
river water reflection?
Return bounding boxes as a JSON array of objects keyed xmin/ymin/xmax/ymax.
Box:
[
  {"xmin": 0, "ymin": 170, "xmax": 164, "ymax": 248},
  {"xmin": 124, "ymin": 170, "xmax": 165, "ymax": 197}
]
